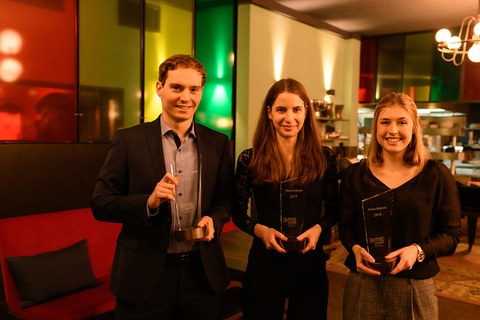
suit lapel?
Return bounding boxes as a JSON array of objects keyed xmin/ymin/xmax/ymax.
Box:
[
  {"xmin": 195, "ymin": 123, "xmax": 207, "ymax": 216},
  {"xmin": 145, "ymin": 116, "xmax": 166, "ymax": 182}
]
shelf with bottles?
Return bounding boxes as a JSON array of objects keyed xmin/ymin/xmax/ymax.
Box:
[
  {"xmin": 309, "ymin": 99, "xmax": 349, "ymax": 146},
  {"xmin": 465, "ymin": 123, "xmax": 480, "ymax": 146},
  {"xmin": 311, "ymin": 105, "xmax": 347, "ymax": 145},
  {"xmin": 317, "ymin": 117, "xmax": 349, "ymax": 139},
  {"xmin": 422, "ymin": 116, "xmax": 467, "ymax": 174},
  {"xmin": 422, "ymin": 116, "xmax": 465, "ymax": 148},
  {"xmin": 454, "ymin": 159, "xmax": 480, "ymax": 179},
  {"xmin": 318, "ymin": 119, "xmax": 349, "ymax": 145}
]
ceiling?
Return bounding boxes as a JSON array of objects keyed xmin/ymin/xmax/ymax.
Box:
[{"xmin": 258, "ymin": 0, "xmax": 479, "ymax": 37}]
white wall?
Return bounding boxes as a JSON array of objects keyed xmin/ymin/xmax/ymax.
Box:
[{"xmin": 236, "ymin": 4, "xmax": 360, "ymax": 158}]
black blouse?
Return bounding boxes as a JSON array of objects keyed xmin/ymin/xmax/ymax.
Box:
[
  {"xmin": 339, "ymin": 159, "xmax": 462, "ymax": 279},
  {"xmin": 232, "ymin": 146, "xmax": 339, "ymax": 244}
]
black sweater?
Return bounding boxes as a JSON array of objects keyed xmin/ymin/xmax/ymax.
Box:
[{"xmin": 339, "ymin": 159, "xmax": 461, "ymax": 279}]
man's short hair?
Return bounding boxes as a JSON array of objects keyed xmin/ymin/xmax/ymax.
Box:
[{"xmin": 158, "ymin": 54, "xmax": 206, "ymax": 86}]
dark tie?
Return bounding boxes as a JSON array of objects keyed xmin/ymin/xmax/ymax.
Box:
[{"xmin": 172, "ymin": 132, "xmax": 181, "ymax": 149}]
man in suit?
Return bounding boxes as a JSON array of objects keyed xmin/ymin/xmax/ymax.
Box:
[{"xmin": 91, "ymin": 54, "xmax": 234, "ymax": 320}]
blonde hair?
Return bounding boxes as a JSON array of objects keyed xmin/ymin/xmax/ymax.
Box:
[
  {"xmin": 366, "ymin": 92, "xmax": 430, "ymax": 170},
  {"xmin": 249, "ymin": 78, "xmax": 327, "ymax": 185}
]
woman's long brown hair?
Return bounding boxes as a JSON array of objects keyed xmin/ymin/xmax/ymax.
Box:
[{"xmin": 249, "ymin": 78, "xmax": 327, "ymax": 185}]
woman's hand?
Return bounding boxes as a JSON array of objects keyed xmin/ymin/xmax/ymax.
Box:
[
  {"xmin": 254, "ymin": 224, "xmax": 287, "ymax": 253},
  {"xmin": 385, "ymin": 244, "xmax": 418, "ymax": 275},
  {"xmin": 297, "ymin": 224, "xmax": 322, "ymax": 254},
  {"xmin": 352, "ymin": 244, "xmax": 381, "ymax": 276}
]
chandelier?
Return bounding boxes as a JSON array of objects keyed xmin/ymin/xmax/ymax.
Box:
[{"xmin": 435, "ymin": 1, "xmax": 480, "ymax": 66}]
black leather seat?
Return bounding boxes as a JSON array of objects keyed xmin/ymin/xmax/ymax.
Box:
[{"xmin": 458, "ymin": 185, "xmax": 480, "ymax": 251}]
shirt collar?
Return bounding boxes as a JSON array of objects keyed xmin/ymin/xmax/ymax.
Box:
[{"xmin": 160, "ymin": 114, "xmax": 196, "ymax": 139}]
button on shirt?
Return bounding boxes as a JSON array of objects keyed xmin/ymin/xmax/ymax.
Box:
[{"xmin": 160, "ymin": 115, "xmax": 199, "ymax": 253}]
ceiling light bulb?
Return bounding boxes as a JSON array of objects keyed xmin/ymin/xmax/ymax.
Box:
[
  {"xmin": 468, "ymin": 43, "xmax": 480, "ymax": 63},
  {"xmin": 474, "ymin": 22, "xmax": 480, "ymax": 36},
  {"xmin": 435, "ymin": 28, "xmax": 451, "ymax": 42},
  {"xmin": 447, "ymin": 36, "xmax": 462, "ymax": 49}
]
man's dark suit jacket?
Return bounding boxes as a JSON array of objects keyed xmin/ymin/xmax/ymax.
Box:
[{"xmin": 91, "ymin": 116, "xmax": 234, "ymax": 304}]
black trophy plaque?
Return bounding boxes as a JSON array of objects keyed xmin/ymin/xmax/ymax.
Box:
[
  {"xmin": 280, "ymin": 178, "xmax": 307, "ymax": 251},
  {"xmin": 361, "ymin": 189, "xmax": 397, "ymax": 274}
]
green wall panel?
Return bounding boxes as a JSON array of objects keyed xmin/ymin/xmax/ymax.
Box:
[
  {"xmin": 194, "ymin": 0, "xmax": 235, "ymax": 138},
  {"xmin": 431, "ymin": 52, "xmax": 461, "ymax": 102}
]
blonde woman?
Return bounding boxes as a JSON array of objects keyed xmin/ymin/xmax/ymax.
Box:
[{"xmin": 339, "ymin": 92, "xmax": 461, "ymax": 320}]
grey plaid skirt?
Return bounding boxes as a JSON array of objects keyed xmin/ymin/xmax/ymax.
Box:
[{"xmin": 342, "ymin": 271, "xmax": 438, "ymax": 320}]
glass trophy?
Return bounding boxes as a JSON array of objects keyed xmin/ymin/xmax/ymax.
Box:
[
  {"xmin": 361, "ymin": 189, "xmax": 397, "ymax": 274},
  {"xmin": 173, "ymin": 202, "xmax": 206, "ymax": 241},
  {"xmin": 171, "ymin": 160, "xmax": 206, "ymax": 242},
  {"xmin": 280, "ymin": 178, "xmax": 307, "ymax": 251}
]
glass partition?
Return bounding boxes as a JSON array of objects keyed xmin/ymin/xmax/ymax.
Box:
[
  {"xmin": 359, "ymin": 38, "xmax": 376, "ymax": 103},
  {"xmin": 144, "ymin": 0, "xmax": 194, "ymax": 123},
  {"xmin": 79, "ymin": 0, "xmax": 194, "ymax": 141},
  {"xmin": 375, "ymin": 35, "xmax": 404, "ymax": 101},
  {"xmin": 0, "ymin": 0, "xmax": 76, "ymax": 142},
  {"xmin": 402, "ymin": 32, "xmax": 433, "ymax": 102},
  {"xmin": 431, "ymin": 27, "xmax": 461, "ymax": 102},
  {"xmin": 79, "ymin": 0, "xmax": 141, "ymax": 142},
  {"xmin": 1, "ymin": 0, "xmax": 194, "ymax": 143}
]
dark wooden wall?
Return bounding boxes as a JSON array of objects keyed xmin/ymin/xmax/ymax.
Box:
[{"xmin": 0, "ymin": 143, "xmax": 109, "ymax": 218}]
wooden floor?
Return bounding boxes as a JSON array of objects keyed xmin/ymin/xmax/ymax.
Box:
[{"xmin": 220, "ymin": 230, "xmax": 480, "ymax": 319}]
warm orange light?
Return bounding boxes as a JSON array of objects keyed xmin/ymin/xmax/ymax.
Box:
[
  {"xmin": 271, "ymin": 18, "xmax": 288, "ymax": 81},
  {"xmin": 0, "ymin": 58, "xmax": 23, "ymax": 82},
  {"xmin": 0, "ymin": 29, "xmax": 23, "ymax": 55}
]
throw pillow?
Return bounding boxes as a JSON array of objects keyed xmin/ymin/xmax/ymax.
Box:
[{"xmin": 5, "ymin": 239, "xmax": 102, "ymax": 308}]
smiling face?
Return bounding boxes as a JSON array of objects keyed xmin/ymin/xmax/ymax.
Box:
[
  {"xmin": 267, "ymin": 91, "xmax": 307, "ymax": 141},
  {"xmin": 376, "ymin": 106, "xmax": 414, "ymax": 157},
  {"xmin": 156, "ymin": 67, "xmax": 203, "ymax": 126}
]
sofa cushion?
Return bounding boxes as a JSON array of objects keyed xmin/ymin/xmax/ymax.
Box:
[
  {"xmin": 5, "ymin": 239, "xmax": 102, "ymax": 308},
  {"xmin": 12, "ymin": 275, "xmax": 115, "ymax": 320}
]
